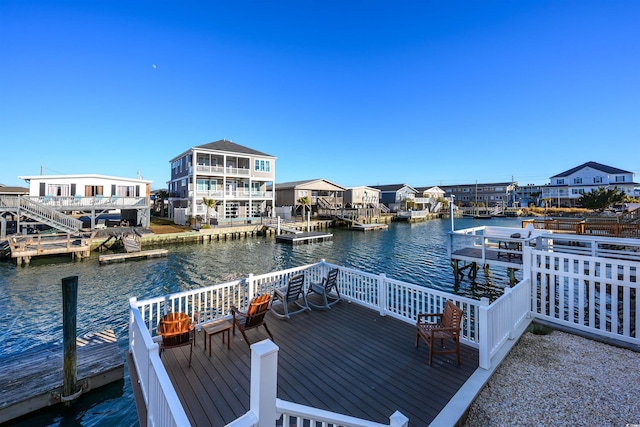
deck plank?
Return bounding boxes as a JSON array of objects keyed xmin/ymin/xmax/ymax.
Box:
[{"xmin": 159, "ymin": 300, "xmax": 479, "ymax": 427}]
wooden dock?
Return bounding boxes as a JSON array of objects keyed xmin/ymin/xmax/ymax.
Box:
[
  {"xmin": 351, "ymin": 223, "xmax": 389, "ymax": 231},
  {"xmin": 275, "ymin": 231, "xmax": 333, "ymax": 245},
  {"xmin": 0, "ymin": 330, "xmax": 124, "ymax": 424},
  {"xmin": 8, "ymin": 232, "xmax": 95, "ymax": 265},
  {"xmin": 99, "ymin": 248, "xmax": 168, "ymax": 264}
]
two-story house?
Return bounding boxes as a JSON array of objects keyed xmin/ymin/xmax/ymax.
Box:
[
  {"xmin": 369, "ymin": 184, "xmax": 418, "ymax": 212},
  {"xmin": 168, "ymin": 140, "xmax": 276, "ymax": 224},
  {"xmin": 273, "ymin": 179, "xmax": 346, "ymax": 216},
  {"xmin": 542, "ymin": 161, "xmax": 638, "ymax": 207}
]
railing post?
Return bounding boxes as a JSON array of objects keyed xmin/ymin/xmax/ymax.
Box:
[
  {"xmin": 378, "ymin": 273, "xmax": 387, "ymax": 316},
  {"xmin": 504, "ymin": 287, "xmax": 515, "ymax": 340},
  {"xmin": 247, "ymin": 273, "xmax": 255, "ymax": 302},
  {"xmin": 250, "ymin": 339, "xmax": 279, "ymax": 427},
  {"xmin": 389, "ymin": 410, "xmax": 409, "ymax": 427},
  {"xmin": 478, "ymin": 297, "xmax": 490, "ymax": 370}
]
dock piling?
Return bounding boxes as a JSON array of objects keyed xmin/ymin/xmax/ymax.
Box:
[{"xmin": 62, "ymin": 276, "xmax": 80, "ymax": 404}]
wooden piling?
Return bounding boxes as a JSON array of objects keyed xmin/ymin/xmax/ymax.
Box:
[{"xmin": 62, "ymin": 276, "xmax": 79, "ymax": 405}]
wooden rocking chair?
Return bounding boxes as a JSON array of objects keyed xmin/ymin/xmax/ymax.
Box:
[
  {"xmin": 231, "ymin": 294, "xmax": 274, "ymax": 346},
  {"xmin": 157, "ymin": 312, "xmax": 195, "ymax": 367},
  {"xmin": 416, "ymin": 301, "xmax": 463, "ymax": 366}
]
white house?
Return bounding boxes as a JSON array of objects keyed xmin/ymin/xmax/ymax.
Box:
[
  {"xmin": 541, "ymin": 161, "xmax": 638, "ymax": 207},
  {"xmin": 17, "ymin": 174, "xmax": 152, "ymax": 228},
  {"xmin": 168, "ymin": 139, "xmax": 276, "ymax": 225}
]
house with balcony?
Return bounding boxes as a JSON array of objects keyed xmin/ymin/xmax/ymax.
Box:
[
  {"xmin": 439, "ymin": 182, "xmax": 517, "ymax": 208},
  {"xmin": 344, "ymin": 186, "xmax": 381, "ymax": 209},
  {"xmin": 13, "ymin": 174, "xmax": 152, "ymax": 230},
  {"xmin": 273, "ymin": 179, "xmax": 346, "ymax": 217},
  {"xmin": 369, "ymin": 184, "xmax": 417, "ymax": 212},
  {"xmin": 413, "ymin": 186, "xmax": 446, "ymax": 212},
  {"xmin": 168, "ymin": 140, "xmax": 276, "ymax": 225},
  {"xmin": 541, "ymin": 161, "xmax": 638, "ymax": 208}
]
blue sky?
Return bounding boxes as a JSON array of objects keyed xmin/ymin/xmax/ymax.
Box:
[{"xmin": 1, "ymin": 1, "xmax": 639, "ymax": 190}]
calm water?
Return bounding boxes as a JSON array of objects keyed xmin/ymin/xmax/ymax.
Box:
[{"xmin": 0, "ymin": 217, "xmax": 524, "ymax": 426}]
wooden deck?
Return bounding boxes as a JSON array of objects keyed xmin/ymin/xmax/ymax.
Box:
[
  {"xmin": 156, "ymin": 299, "xmax": 479, "ymax": 426},
  {"xmin": 451, "ymin": 247, "xmax": 523, "ymax": 268}
]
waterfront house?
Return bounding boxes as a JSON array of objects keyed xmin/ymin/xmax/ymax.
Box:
[
  {"xmin": 168, "ymin": 140, "xmax": 276, "ymax": 225},
  {"xmin": 343, "ymin": 186, "xmax": 381, "ymax": 209},
  {"xmin": 14, "ymin": 173, "xmax": 152, "ymax": 230},
  {"xmin": 413, "ymin": 186, "xmax": 446, "ymax": 212},
  {"xmin": 541, "ymin": 161, "xmax": 638, "ymax": 208},
  {"xmin": 369, "ymin": 184, "xmax": 417, "ymax": 212},
  {"xmin": 273, "ymin": 179, "xmax": 346, "ymax": 217},
  {"xmin": 439, "ymin": 181, "xmax": 517, "ymax": 209}
]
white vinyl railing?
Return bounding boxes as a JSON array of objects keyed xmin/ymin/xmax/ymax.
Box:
[
  {"xmin": 129, "ymin": 303, "xmax": 191, "ymax": 427},
  {"xmin": 129, "ymin": 261, "xmax": 494, "ymax": 426},
  {"xmin": 530, "ymin": 245, "xmax": 640, "ymax": 345}
]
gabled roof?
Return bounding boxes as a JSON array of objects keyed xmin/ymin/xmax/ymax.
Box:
[
  {"xmin": 0, "ymin": 185, "xmax": 29, "ymax": 195},
  {"xmin": 551, "ymin": 161, "xmax": 632, "ymax": 178},
  {"xmin": 275, "ymin": 179, "xmax": 346, "ymax": 191},
  {"xmin": 369, "ymin": 184, "xmax": 418, "ymax": 193},
  {"xmin": 414, "ymin": 186, "xmax": 445, "ymax": 194},
  {"xmin": 195, "ymin": 139, "xmax": 274, "ymax": 158}
]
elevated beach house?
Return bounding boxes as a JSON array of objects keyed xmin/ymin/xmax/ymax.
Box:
[
  {"xmin": 273, "ymin": 179, "xmax": 346, "ymax": 217},
  {"xmin": 13, "ymin": 173, "xmax": 152, "ymax": 231},
  {"xmin": 344, "ymin": 186, "xmax": 381, "ymax": 209},
  {"xmin": 541, "ymin": 161, "xmax": 639, "ymax": 208},
  {"xmin": 168, "ymin": 140, "xmax": 276, "ymax": 225},
  {"xmin": 413, "ymin": 186, "xmax": 446, "ymax": 212},
  {"xmin": 369, "ymin": 184, "xmax": 418, "ymax": 212}
]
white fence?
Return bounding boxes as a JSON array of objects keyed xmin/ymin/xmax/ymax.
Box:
[{"xmin": 529, "ymin": 245, "xmax": 639, "ymax": 345}]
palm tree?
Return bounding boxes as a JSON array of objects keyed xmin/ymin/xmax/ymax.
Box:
[
  {"xmin": 297, "ymin": 196, "xmax": 310, "ymax": 221},
  {"xmin": 202, "ymin": 197, "xmax": 218, "ymax": 225},
  {"xmin": 155, "ymin": 189, "xmax": 168, "ymax": 217}
]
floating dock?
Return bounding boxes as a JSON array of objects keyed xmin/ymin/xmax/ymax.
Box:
[
  {"xmin": 99, "ymin": 248, "xmax": 168, "ymax": 264},
  {"xmin": 351, "ymin": 223, "xmax": 388, "ymax": 231},
  {"xmin": 275, "ymin": 231, "xmax": 333, "ymax": 245},
  {"xmin": 0, "ymin": 330, "xmax": 124, "ymax": 424}
]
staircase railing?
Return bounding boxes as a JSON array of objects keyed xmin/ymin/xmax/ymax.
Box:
[{"xmin": 19, "ymin": 197, "xmax": 82, "ymax": 233}]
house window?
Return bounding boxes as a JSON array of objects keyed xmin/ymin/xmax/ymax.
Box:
[
  {"xmin": 574, "ymin": 177, "xmax": 582, "ymax": 184},
  {"xmin": 84, "ymin": 185, "xmax": 103, "ymax": 196},
  {"xmin": 615, "ymin": 176, "xmax": 626, "ymax": 182},
  {"xmin": 572, "ymin": 189, "xmax": 584, "ymax": 195},
  {"xmin": 556, "ymin": 179, "xmax": 565, "ymax": 185},
  {"xmin": 594, "ymin": 176, "xmax": 603, "ymax": 183},
  {"xmin": 116, "ymin": 186, "xmax": 135, "ymax": 197},
  {"xmin": 254, "ymin": 159, "xmax": 271, "ymax": 172}
]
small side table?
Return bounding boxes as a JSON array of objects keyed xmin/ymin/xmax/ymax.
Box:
[{"xmin": 202, "ymin": 319, "xmax": 233, "ymax": 357}]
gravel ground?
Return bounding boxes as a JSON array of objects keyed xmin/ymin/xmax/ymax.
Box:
[{"xmin": 463, "ymin": 330, "xmax": 640, "ymax": 427}]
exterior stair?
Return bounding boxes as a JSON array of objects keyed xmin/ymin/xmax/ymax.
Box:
[{"xmin": 19, "ymin": 197, "xmax": 82, "ymax": 234}]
